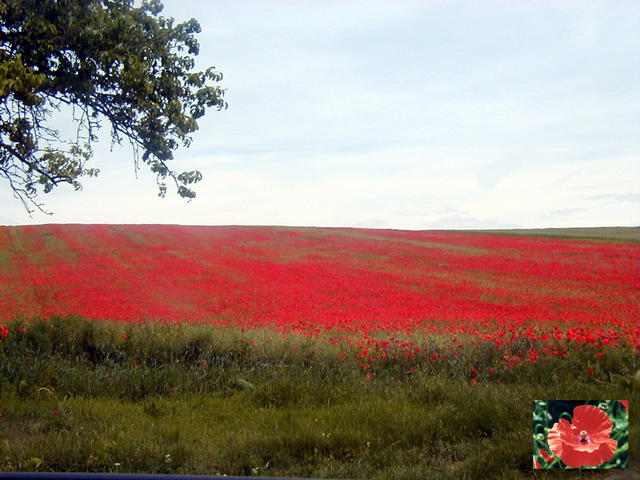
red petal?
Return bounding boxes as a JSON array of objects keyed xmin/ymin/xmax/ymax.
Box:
[
  {"xmin": 572, "ymin": 405, "xmax": 612, "ymax": 442},
  {"xmin": 560, "ymin": 439, "xmax": 617, "ymax": 467},
  {"xmin": 538, "ymin": 448, "xmax": 554, "ymax": 463},
  {"xmin": 547, "ymin": 419, "xmax": 572, "ymax": 458}
]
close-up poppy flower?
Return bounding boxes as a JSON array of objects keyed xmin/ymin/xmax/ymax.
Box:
[{"xmin": 547, "ymin": 405, "xmax": 617, "ymax": 468}]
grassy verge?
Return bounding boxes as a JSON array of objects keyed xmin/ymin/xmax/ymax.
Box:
[{"xmin": 1, "ymin": 316, "xmax": 638, "ymax": 479}]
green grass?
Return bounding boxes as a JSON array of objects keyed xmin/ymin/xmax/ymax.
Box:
[
  {"xmin": 460, "ymin": 226, "xmax": 640, "ymax": 243},
  {"xmin": 0, "ymin": 316, "xmax": 638, "ymax": 479}
]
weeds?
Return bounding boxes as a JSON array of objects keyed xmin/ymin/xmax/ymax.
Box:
[{"xmin": 0, "ymin": 316, "xmax": 638, "ymax": 479}]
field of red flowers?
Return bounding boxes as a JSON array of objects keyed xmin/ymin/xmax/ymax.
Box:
[{"xmin": 1, "ymin": 224, "xmax": 638, "ymax": 354}]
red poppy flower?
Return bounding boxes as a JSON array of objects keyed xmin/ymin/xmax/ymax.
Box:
[
  {"xmin": 547, "ymin": 405, "xmax": 617, "ymax": 467},
  {"xmin": 538, "ymin": 448, "xmax": 554, "ymax": 463},
  {"xmin": 534, "ymin": 448, "xmax": 555, "ymax": 469},
  {"xmin": 620, "ymin": 400, "xmax": 628, "ymax": 412},
  {"xmin": 0, "ymin": 326, "xmax": 8, "ymax": 339}
]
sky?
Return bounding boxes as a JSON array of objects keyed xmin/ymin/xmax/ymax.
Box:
[{"xmin": 2, "ymin": 0, "xmax": 639, "ymax": 229}]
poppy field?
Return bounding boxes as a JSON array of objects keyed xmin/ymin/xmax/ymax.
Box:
[
  {"xmin": 1, "ymin": 224, "xmax": 638, "ymax": 353},
  {"xmin": 0, "ymin": 224, "xmax": 638, "ymax": 478}
]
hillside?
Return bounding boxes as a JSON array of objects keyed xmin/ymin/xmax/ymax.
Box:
[
  {"xmin": 1, "ymin": 224, "xmax": 638, "ymax": 477},
  {"xmin": 1, "ymin": 224, "xmax": 638, "ymax": 344}
]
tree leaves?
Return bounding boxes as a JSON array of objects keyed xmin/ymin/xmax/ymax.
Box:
[{"xmin": 0, "ymin": 0, "xmax": 226, "ymax": 214}]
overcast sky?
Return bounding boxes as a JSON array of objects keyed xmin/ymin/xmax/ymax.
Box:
[{"xmin": 2, "ymin": 0, "xmax": 639, "ymax": 229}]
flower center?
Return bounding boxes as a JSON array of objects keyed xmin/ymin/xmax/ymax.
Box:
[{"xmin": 579, "ymin": 430, "xmax": 588, "ymax": 443}]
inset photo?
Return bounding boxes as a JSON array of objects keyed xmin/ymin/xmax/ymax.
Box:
[{"xmin": 532, "ymin": 400, "xmax": 628, "ymax": 469}]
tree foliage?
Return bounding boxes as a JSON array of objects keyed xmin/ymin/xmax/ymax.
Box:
[{"xmin": 0, "ymin": 0, "xmax": 226, "ymax": 213}]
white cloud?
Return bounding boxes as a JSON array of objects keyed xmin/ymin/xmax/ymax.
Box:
[{"xmin": 2, "ymin": 0, "xmax": 638, "ymax": 229}]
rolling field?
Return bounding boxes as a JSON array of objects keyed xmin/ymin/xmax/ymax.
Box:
[
  {"xmin": 0, "ymin": 224, "xmax": 638, "ymax": 479},
  {"xmin": 1, "ymin": 224, "xmax": 638, "ymax": 345}
]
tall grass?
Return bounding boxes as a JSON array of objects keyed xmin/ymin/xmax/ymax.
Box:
[{"xmin": 1, "ymin": 316, "xmax": 638, "ymax": 479}]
